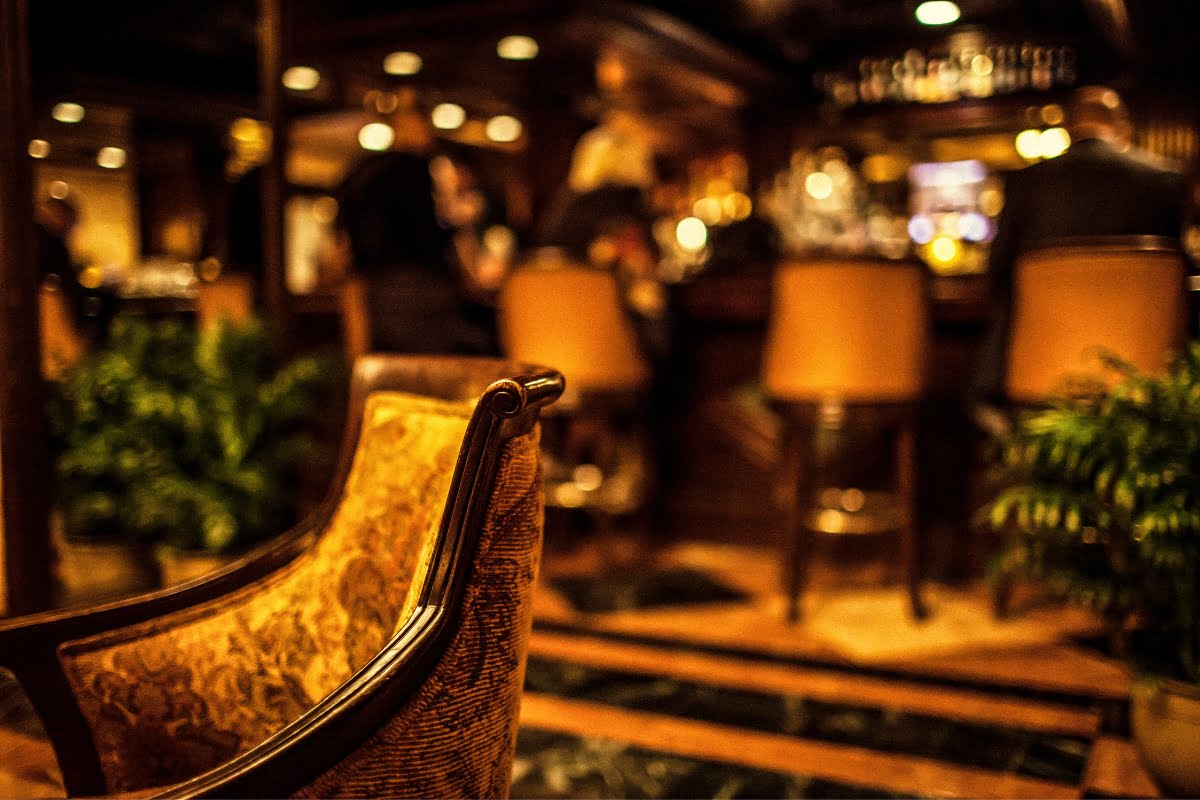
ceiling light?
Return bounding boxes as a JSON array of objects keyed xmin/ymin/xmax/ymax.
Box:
[
  {"xmin": 914, "ymin": 1, "xmax": 960, "ymax": 25},
  {"xmin": 383, "ymin": 51, "xmax": 422, "ymax": 76},
  {"xmin": 358, "ymin": 122, "xmax": 395, "ymax": 151},
  {"xmin": 676, "ymin": 217, "xmax": 708, "ymax": 252},
  {"xmin": 1014, "ymin": 128, "xmax": 1043, "ymax": 160},
  {"xmin": 51, "ymin": 102, "xmax": 85, "ymax": 123},
  {"xmin": 28, "ymin": 139, "xmax": 50, "ymax": 159},
  {"xmin": 1039, "ymin": 127, "xmax": 1071, "ymax": 158},
  {"xmin": 282, "ymin": 66, "xmax": 321, "ymax": 91},
  {"xmin": 431, "ymin": 103, "xmax": 466, "ymax": 130},
  {"xmin": 497, "ymin": 35, "xmax": 538, "ymax": 60},
  {"xmin": 485, "ymin": 115, "xmax": 522, "ymax": 143},
  {"xmin": 97, "ymin": 146, "xmax": 126, "ymax": 169},
  {"xmin": 805, "ymin": 171, "xmax": 834, "ymax": 200}
]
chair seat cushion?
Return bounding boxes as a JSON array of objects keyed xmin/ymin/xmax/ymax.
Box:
[{"xmin": 0, "ymin": 727, "xmax": 65, "ymax": 798}]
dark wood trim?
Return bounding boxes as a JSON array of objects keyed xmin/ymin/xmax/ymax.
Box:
[
  {"xmin": 0, "ymin": 0, "xmax": 54, "ymax": 616},
  {"xmin": 257, "ymin": 0, "xmax": 289, "ymax": 340}
]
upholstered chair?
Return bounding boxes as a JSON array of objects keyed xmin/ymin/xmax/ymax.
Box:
[
  {"xmin": 763, "ymin": 258, "xmax": 930, "ymax": 623},
  {"xmin": 0, "ymin": 354, "xmax": 563, "ymax": 798}
]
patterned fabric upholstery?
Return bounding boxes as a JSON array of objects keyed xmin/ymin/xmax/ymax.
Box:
[
  {"xmin": 57, "ymin": 392, "xmax": 474, "ymax": 793},
  {"xmin": 295, "ymin": 430, "xmax": 543, "ymax": 799}
]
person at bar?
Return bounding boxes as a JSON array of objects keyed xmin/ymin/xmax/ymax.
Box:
[{"xmin": 970, "ymin": 84, "xmax": 1191, "ymax": 413}]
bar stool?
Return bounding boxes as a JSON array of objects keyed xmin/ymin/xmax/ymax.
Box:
[
  {"xmin": 762, "ymin": 258, "xmax": 930, "ymax": 622},
  {"xmin": 992, "ymin": 237, "xmax": 1187, "ymax": 616},
  {"xmin": 497, "ymin": 253, "xmax": 652, "ymax": 518},
  {"xmin": 1006, "ymin": 236, "xmax": 1187, "ymax": 403},
  {"xmin": 39, "ymin": 283, "xmax": 87, "ymax": 379}
]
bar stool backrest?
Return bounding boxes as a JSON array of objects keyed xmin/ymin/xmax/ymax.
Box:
[
  {"xmin": 498, "ymin": 260, "xmax": 650, "ymax": 395},
  {"xmin": 1006, "ymin": 240, "xmax": 1187, "ymax": 403},
  {"xmin": 763, "ymin": 259, "xmax": 929, "ymax": 404}
]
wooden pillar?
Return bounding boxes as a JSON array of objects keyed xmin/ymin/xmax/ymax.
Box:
[
  {"xmin": 257, "ymin": 0, "xmax": 289, "ymax": 340},
  {"xmin": 0, "ymin": 0, "xmax": 55, "ymax": 614}
]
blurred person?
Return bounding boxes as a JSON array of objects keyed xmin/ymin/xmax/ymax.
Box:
[
  {"xmin": 35, "ymin": 195, "xmax": 116, "ymax": 345},
  {"xmin": 334, "ymin": 148, "xmax": 496, "ymax": 355},
  {"xmin": 971, "ymin": 85, "xmax": 1191, "ymax": 412}
]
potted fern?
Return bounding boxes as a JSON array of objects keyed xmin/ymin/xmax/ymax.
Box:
[
  {"xmin": 48, "ymin": 315, "xmax": 340, "ymax": 592},
  {"xmin": 984, "ymin": 345, "xmax": 1200, "ymax": 797}
]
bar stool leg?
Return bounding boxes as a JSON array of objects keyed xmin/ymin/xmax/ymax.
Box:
[
  {"xmin": 783, "ymin": 423, "xmax": 810, "ymax": 623},
  {"xmin": 897, "ymin": 411, "xmax": 927, "ymax": 620}
]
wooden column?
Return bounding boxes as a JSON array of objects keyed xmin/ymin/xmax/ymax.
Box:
[
  {"xmin": 0, "ymin": 0, "xmax": 55, "ymax": 614},
  {"xmin": 257, "ymin": 0, "xmax": 289, "ymax": 340}
]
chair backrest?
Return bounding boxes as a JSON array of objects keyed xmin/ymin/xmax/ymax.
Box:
[
  {"xmin": 498, "ymin": 259, "xmax": 650, "ymax": 395},
  {"xmin": 762, "ymin": 258, "xmax": 929, "ymax": 404},
  {"xmin": 195, "ymin": 274, "xmax": 255, "ymax": 329},
  {"xmin": 1006, "ymin": 239, "xmax": 1187, "ymax": 402},
  {"xmin": 16, "ymin": 356, "xmax": 561, "ymax": 798},
  {"xmin": 39, "ymin": 283, "xmax": 87, "ymax": 379}
]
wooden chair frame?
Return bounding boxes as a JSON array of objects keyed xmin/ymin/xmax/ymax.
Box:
[{"xmin": 0, "ymin": 355, "xmax": 563, "ymax": 797}]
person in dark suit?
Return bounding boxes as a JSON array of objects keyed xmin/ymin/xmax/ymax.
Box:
[
  {"xmin": 972, "ymin": 85, "xmax": 1191, "ymax": 406},
  {"xmin": 335, "ymin": 149, "xmax": 497, "ymax": 355}
]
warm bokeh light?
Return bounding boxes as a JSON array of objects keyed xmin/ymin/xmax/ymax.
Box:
[
  {"xmin": 383, "ymin": 51, "xmax": 422, "ymax": 76},
  {"xmin": 431, "ymin": 103, "xmax": 466, "ymax": 130},
  {"xmin": 805, "ymin": 171, "xmax": 834, "ymax": 200},
  {"xmin": 1039, "ymin": 127, "xmax": 1071, "ymax": 158},
  {"xmin": 358, "ymin": 122, "xmax": 395, "ymax": 151},
  {"xmin": 78, "ymin": 265, "xmax": 103, "ymax": 289},
  {"xmin": 1041, "ymin": 104, "xmax": 1065, "ymax": 125},
  {"xmin": 970, "ymin": 54, "xmax": 993, "ymax": 76},
  {"xmin": 496, "ymin": 35, "xmax": 538, "ymax": 60},
  {"xmin": 28, "ymin": 139, "xmax": 50, "ymax": 159},
  {"xmin": 1014, "ymin": 128, "xmax": 1044, "ymax": 160},
  {"xmin": 722, "ymin": 192, "xmax": 753, "ymax": 221},
  {"xmin": 281, "ymin": 66, "xmax": 321, "ymax": 91},
  {"xmin": 675, "ymin": 217, "xmax": 708, "ymax": 252},
  {"xmin": 96, "ymin": 146, "xmax": 127, "ymax": 169},
  {"xmin": 48, "ymin": 180, "xmax": 70, "ymax": 199},
  {"xmin": 930, "ymin": 235, "xmax": 960, "ymax": 263},
  {"xmin": 51, "ymin": 102, "xmax": 85, "ymax": 123},
  {"xmin": 692, "ymin": 197, "xmax": 722, "ymax": 226},
  {"xmin": 914, "ymin": 0, "xmax": 960, "ymax": 25},
  {"xmin": 485, "ymin": 115, "xmax": 522, "ymax": 143}
]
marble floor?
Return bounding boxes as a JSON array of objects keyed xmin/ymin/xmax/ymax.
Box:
[{"xmin": 515, "ymin": 534, "xmax": 1162, "ymax": 799}]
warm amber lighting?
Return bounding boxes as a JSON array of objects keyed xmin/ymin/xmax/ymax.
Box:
[
  {"xmin": 930, "ymin": 235, "xmax": 960, "ymax": 263},
  {"xmin": 383, "ymin": 51, "xmax": 422, "ymax": 76},
  {"xmin": 52, "ymin": 102, "xmax": 85, "ymax": 123},
  {"xmin": 431, "ymin": 103, "xmax": 466, "ymax": 130},
  {"xmin": 675, "ymin": 217, "xmax": 708, "ymax": 252},
  {"xmin": 1014, "ymin": 128, "xmax": 1044, "ymax": 160},
  {"xmin": 485, "ymin": 115, "xmax": 522, "ymax": 143},
  {"xmin": 692, "ymin": 197, "xmax": 722, "ymax": 226},
  {"xmin": 358, "ymin": 122, "xmax": 395, "ymax": 151},
  {"xmin": 96, "ymin": 146, "xmax": 126, "ymax": 169},
  {"xmin": 198, "ymin": 257, "xmax": 223, "ymax": 282},
  {"xmin": 722, "ymin": 192, "xmax": 753, "ymax": 221},
  {"xmin": 312, "ymin": 196, "xmax": 338, "ymax": 224},
  {"xmin": 48, "ymin": 180, "xmax": 70, "ymax": 199},
  {"xmin": 805, "ymin": 171, "xmax": 834, "ymax": 200},
  {"xmin": 28, "ymin": 139, "xmax": 50, "ymax": 159},
  {"xmin": 1039, "ymin": 127, "xmax": 1071, "ymax": 158},
  {"xmin": 1041, "ymin": 104, "xmax": 1065, "ymax": 125},
  {"xmin": 78, "ymin": 265, "xmax": 103, "ymax": 289},
  {"xmin": 970, "ymin": 54, "xmax": 993, "ymax": 76},
  {"xmin": 282, "ymin": 66, "xmax": 321, "ymax": 91},
  {"xmin": 914, "ymin": 0, "xmax": 960, "ymax": 25},
  {"xmin": 496, "ymin": 35, "xmax": 538, "ymax": 60}
]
